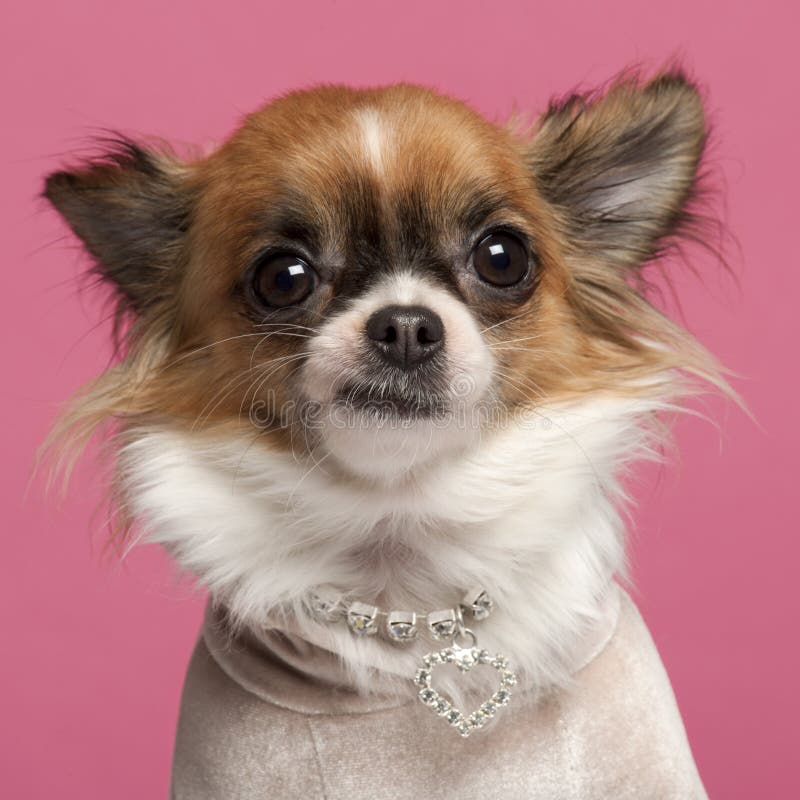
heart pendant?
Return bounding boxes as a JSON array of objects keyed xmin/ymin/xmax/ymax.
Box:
[{"xmin": 413, "ymin": 645, "xmax": 518, "ymax": 737}]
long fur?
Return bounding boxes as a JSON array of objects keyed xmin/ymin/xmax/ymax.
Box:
[
  {"xmin": 41, "ymin": 70, "xmax": 735, "ymax": 709},
  {"xmin": 118, "ymin": 392, "xmax": 670, "ymax": 703}
]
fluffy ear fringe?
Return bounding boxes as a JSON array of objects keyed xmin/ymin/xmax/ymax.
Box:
[
  {"xmin": 528, "ymin": 67, "xmax": 712, "ymax": 268},
  {"xmin": 518, "ymin": 66, "xmax": 740, "ymax": 410},
  {"xmin": 39, "ymin": 136, "xmax": 196, "ymax": 513},
  {"xmin": 43, "ymin": 135, "xmax": 193, "ymax": 332}
]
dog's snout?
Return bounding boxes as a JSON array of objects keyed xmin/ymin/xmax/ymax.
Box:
[{"xmin": 365, "ymin": 305, "xmax": 444, "ymax": 369}]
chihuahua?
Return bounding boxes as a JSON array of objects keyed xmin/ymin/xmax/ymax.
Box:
[{"xmin": 45, "ymin": 70, "xmax": 721, "ymax": 798}]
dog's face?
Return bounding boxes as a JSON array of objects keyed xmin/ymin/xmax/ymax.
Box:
[{"xmin": 45, "ymin": 76, "xmax": 711, "ymax": 483}]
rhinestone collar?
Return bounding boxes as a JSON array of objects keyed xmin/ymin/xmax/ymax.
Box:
[
  {"xmin": 202, "ymin": 584, "xmax": 621, "ymax": 733},
  {"xmin": 309, "ymin": 586, "xmax": 495, "ymax": 642},
  {"xmin": 308, "ymin": 586, "xmax": 517, "ymax": 738}
]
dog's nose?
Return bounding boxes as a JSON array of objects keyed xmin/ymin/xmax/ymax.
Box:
[{"xmin": 365, "ymin": 305, "xmax": 444, "ymax": 369}]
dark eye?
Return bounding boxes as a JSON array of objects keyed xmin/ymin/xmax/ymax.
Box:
[
  {"xmin": 472, "ymin": 233, "xmax": 530, "ymax": 286},
  {"xmin": 252, "ymin": 254, "xmax": 316, "ymax": 307}
]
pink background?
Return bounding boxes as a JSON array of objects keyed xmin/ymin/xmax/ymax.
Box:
[{"xmin": 2, "ymin": 1, "xmax": 797, "ymax": 797}]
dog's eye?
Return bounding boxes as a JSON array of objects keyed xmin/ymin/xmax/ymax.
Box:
[
  {"xmin": 252, "ymin": 254, "xmax": 316, "ymax": 307},
  {"xmin": 472, "ymin": 233, "xmax": 529, "ymax": 286}
]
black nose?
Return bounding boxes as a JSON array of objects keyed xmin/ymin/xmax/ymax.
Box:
[{"xmin": 365, "ymin": 305, "xmax": 444, "ymax": 369}]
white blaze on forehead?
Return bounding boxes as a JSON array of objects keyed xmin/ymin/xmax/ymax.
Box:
[
  {"xmin": 379, "ymin": 271, "xmax": 438, "ymax": 306},
  {"xmin": 353, "ymin": 107, "xmax": 392, "ymax": 176}
]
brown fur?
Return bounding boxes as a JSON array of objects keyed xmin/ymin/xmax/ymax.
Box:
[{"xmin": 43, "ymin": 72, "xmax": 730, "ymax": 512}]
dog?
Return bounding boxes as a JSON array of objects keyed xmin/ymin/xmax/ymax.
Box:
[{"xmin": 44, "ymin": 69, "xmax": 725, "ymax": 798}]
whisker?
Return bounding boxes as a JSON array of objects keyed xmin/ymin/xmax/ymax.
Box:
[
  {"xmin": 249, "ymin": 330, "xmax": 311, "ymax": 368},
  {"xmin": 193, "ymin": 350, "xmax": 307, "ymax": 429},
  {"xmin": 255, "ymin": 321, "xmax": 318, "ymax": 334},
  {"xmin": 168, "ymin": 325, "xmax": 315, "ymax": 370},
  {"xmin": 487, "ymin": 334, "xmax": 545, "ymax": 347},
  {"xmin": 169, "ymin": 333, "xmax": 278, "ymax": 367},
  {"xmin": 192, "ymin": 368, "xmax": 260, "ymax": 430},
  {"xmin": 239, "ymin": 354, "xmax": 308, "ymax": 420},
  {"xmin": 491, "ymin": 369, "xmax": 548, "ymax": 401},
  {"xmin": 480, "ymin": 309, "xmax": 535, "ymax": 335},
  {"xmin": 491, "ymin": 347, "xmax": 579, "ymax": 379}
]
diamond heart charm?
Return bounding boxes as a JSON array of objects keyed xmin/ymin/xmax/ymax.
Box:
[{"xmin": 414, "ymin": 645, "xmax": 518, "ymax": 737}]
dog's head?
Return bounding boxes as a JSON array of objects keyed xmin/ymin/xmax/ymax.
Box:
[
  {"xmin": 43, "ymin": 71, "xmax": 730, "ymax": 693},
  {"xmin": 45, "ymin": 73, "xmax": 715, "ymax": 485}
]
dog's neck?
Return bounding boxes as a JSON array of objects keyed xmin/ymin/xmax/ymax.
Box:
[
  {"xmin": 120, "ymin": 394, "xmax": 664, "ymax": 697},
  {"xmin": 200, "ymin": 583, "xmax": 622, "ymax": 718}
]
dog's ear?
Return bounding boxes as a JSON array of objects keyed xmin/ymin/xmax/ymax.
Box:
[
  {"xmin": 527, "ymin": 71, "xmax": 708, "ymax": 268},
  {"xmin": 44, "ymin": 139, "xmax": 192, "ymax": 314}
]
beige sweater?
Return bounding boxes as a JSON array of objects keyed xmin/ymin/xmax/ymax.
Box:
[{"xmin": 171, "ymin": 590, "xmax": 707, "ymax": 799}]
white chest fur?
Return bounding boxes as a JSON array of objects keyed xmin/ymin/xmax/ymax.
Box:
[{"xmin": 120, "ymin": 395, "xmax": 665, "ymax": 696}]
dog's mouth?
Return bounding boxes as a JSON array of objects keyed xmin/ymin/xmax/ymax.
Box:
[{"xmin": 333, "ymin": 382, "xmax": 451, "ymax": 420}]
